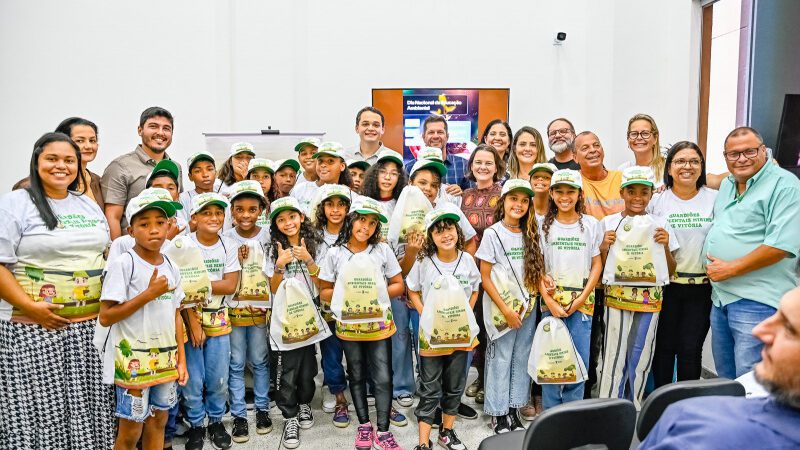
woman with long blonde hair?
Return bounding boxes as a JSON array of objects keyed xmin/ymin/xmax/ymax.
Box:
[{"xmin": 618, "ymin": 114, "xmax": 666, "ymax": 187}]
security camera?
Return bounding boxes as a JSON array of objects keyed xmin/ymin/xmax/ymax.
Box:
[{"xmin": 554, "ymin": 32, "xmax": 567, "ymax": 45}]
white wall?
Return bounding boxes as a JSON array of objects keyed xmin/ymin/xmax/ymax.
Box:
[{"xmin": 0, "ymin": 0, "xmax": 701, "ymax": 190}]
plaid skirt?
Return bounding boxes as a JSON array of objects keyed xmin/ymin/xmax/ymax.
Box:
[{"xmin": 0, "ymin": 319, "xmax": 115, "ymax": 450}]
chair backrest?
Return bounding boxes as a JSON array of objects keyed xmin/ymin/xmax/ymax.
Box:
[
  {"xmin": 636, "ymin": 378, "xmax": 746, "ymax": 440},
  {"xmin": 522, "ymin": 398, "xmax": 636, "ymax": 450}
]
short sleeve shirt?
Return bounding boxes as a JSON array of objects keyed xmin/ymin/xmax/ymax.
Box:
[
  {"xmin": 189, "ymin": 233, "xmax": 241, "ymax": 336},
  {"xmin": 582, "ymin": 170, "xmax": 624, "ymax": 220},
  {"xmin": 475, "ymin": 222, "xmax": 530, "ymax": 299}
]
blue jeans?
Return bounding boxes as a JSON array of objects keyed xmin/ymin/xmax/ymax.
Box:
[
  {"xmin": 711, "ymin": 299, "xmax": 776, "ymax": 379},
  {"xmin": 229, "ymin": 325, "xmax": 270, "ymax": 417},
  {"xmin": 183, "ymin": 334, "xmax": 231, "ymax": 427},
  {"xmin": 541, "ymin": 312, "xmax": 592, "ymax": 409},
  {"xmin": 320, "ymin": 322, "xmax": 347, "ymax": 395},
  {"xmin": 484, "ymin": 314, "xmax": 537, "ymax": 416},
  {"xmin": 391, "ymin": 297, "xmax": 417, "ymax": 397}
]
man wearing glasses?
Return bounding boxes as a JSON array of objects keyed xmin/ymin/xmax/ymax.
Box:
[
  {"xmin": 703, "ymin": 126, "xmax": 800, "ymax": 380},
  {"xmin": 546, "ymin": 117, "xmax": 581, "ymax": 170}
]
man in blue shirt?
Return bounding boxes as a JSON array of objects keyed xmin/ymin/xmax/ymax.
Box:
[
  {"xmin": 640, "ymin": 287, "xmax": 800, "ymax": 449},
  {"xmin": 703, "ymin": 126, "xmax": 800, "ymax": 379},
  {"xmin": 404, "ymin": 115, "xmax": 467, "ymax": 193}
]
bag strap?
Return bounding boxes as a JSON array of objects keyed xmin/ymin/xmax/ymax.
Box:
[
  {"xmin": 491, "ymin": 228, "xmax": 528, "ymax": 300},
  {"xmin": 102, "ymin": 251, "xmax": 137, "ymax": 352},
  {"xmin": 428, "ymin": 251, "xmax": 463, "ymax": 276}
]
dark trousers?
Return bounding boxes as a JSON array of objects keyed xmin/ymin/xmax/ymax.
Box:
[
  {"xmin": 585, "ymin": 288, "xmax": 605, "ymax": 398},
  {"xmin": 415, "ymin": 351, "xmax": 468, "ymax": 425},
  {"xmin": 271, "ymin": 345, "xmax": 317, "ymax": 419},
  {"xmin": 342, "ymin": 338, "xmax": 393, "ymax": 432},
  {"xmin": 653, "ymin": 283, "xmax": 712, "ymax": 387},
  {"xmin": 471, "ymin": 285, "xmax": 487, "ymax": 384}
]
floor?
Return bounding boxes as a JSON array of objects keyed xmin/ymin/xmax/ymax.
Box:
[{"xmin": 171, "ymin": 368, "xmax": 496, "ymax": 450}]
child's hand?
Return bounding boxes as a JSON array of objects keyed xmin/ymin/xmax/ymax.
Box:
[
  {"xmin": 654, "ymin": 227, "xmax": 670, "ymax": 247},
  {"xmin": 176, "ymin": 361, "xmax": 189, "ymax": 386},
  {"xmin": 275, "ymin": 242, "xmax": 294, "ymax": 269},
  {"xmin": 147, "ymin": 268, "xmax": 173, "ymax": 299},
  {"xmin": 543, "ymin": 275, "xmax": 556, "ymax": 296},
  {"xmin": 600, "ymin": 230, "xmax": 617, "ymax": 252},
  {"xmin": 406, "ymin": 231, "xmax": 425, "ymax": 253},
  {"xmin": 187, "ymin": 310, "xmax": 206, "ymax": 348},
  {"xmin": 445, "ymin": 184, "xmax": 463, "ymax": 197},
  {"xmin": 292, "ymin": 238, "xmax": 312, "ymax": 264},
  {"xmin": 233, "ymin": 159, "xmax": 249, "ymax": 180},
  {"xmin": 166, "ymin": 218, "xmax": 182, "ymax": 240},
  {"xmin": 238, "ymin": 244, "xmax": 249, "ymax": 263},
  {"xmin": 502, "ymin": 306, "xmax": 523, "ymax": 329},
  {"xmin": 543, "ymin": 295, "xmax": 568, "ymax": 318}
]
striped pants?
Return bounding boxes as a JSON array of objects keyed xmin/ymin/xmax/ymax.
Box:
[{"xmin": 598, "ymin": 307, "xmax": 659, "ymax": 410}]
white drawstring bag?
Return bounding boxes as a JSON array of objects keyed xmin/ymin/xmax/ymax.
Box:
[
  {"xmin": 387, "ymin": 185, "xmax": 432, "ymax": 247},
  {"xmin": 269, "ymin": 277, "xmax": 330, "ymax": 351},
  {"xmin": 603, "ymin": 214, "xmax": 669, "ymax": 287},
  {"xmin": 330, "ymin": 251, "xmax": 392, "ymax": 324},
  {"xmin": 528, "ymin": 316, "xmax": 587, "ymax": 385},
  {"xmin": 483, "ymin": 264, "xmax": 530, "ymax": 341},
  {"xmin": 163, "ymin": 236, "xmax": 212, "ymax": 308},
  {"xmin": 419, "ymin": 274, "xmax": 479, "ymax": 348},
  {"xmin": 232, "ymin": 241, "xmax": 271, "ymax": 309}
]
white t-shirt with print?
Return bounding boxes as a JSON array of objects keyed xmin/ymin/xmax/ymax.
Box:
[
  {"xmin": 475, "ymin": 221, "xmax": 529, "ymax": 298},
  {"xmin": 647, "ymin": 187, "xmax": 717, "ymax": 284},
  {"xmin": 406, "ymin": 252, "xmax": 480, "ymax": 301},
  {"xmin": 0, "ymin": 190, "xmax": 110, "ymax": 321},
  {"xmin": 540, "ymin": 215, "xmax": 602, "ymax": 288},
  {"xmin": 189, "ymin": 233, "xmax": 241, "ymax": 308},
  {"xmin": 319, "ymin": 243, "xmax": 402, "ymax": 284},
  {"xmin": 100, "ymin": 250, "xmax": 185, "ymax": 384},
  {"xmin": 107, "ymin": 236, "xmax": 171, "ymax": 268},
  {"xmin": 179, "ymin": 179, "xmax": 224, "ymax": 212}
]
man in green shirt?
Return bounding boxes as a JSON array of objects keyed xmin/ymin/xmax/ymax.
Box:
[{"xmin": 704, "ymin": 126, "xmax": 800, "ymax": 379}]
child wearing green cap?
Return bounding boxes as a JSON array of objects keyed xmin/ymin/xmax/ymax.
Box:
[
  {"xmin": 180, "ymin": 151, "xmax": 222, "ymax": 221},
  {"xmin": 99, "ymin": 190, "xmax": 187, "ymax": 450},
  {"xmin": 289, "ymin": 142, "xmax": 352, "ymax": 215},
  {"xmin": 294, "ymin": 138, "xmax": 320, "ymax": 187},
  {"xmin": 146, "ymin": 160, "xmax": 188, "ymax": 239}
]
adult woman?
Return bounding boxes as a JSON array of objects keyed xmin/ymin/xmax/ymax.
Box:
[
  {"xmin": 460, "ymin": 144, "xmax": 504, "ymax": 405},
  {"xmin": 0, "ymin": 133, "xmax": 114, "ymax": 449},
  {"xmin": 481, "ymin": 119, "xmax": 513, "ymax": 163},
  {"xmin": 507, "ymin": 126, "xmax": 547, "ymax": 181},
  {"xmin": 13, "ymin": 117, "xmax": 105, "ymax": 209},
  {"xmin": 617, "ymin": 114, "xmax": 666, "ymax": 188},
  {"xmin": 647, "ymin": 141, "xmax": 717, "ymax": 388}
]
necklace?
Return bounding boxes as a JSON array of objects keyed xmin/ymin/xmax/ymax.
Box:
[{"xmin": 502, "ymin": 219, "xmax": 521, "ymax": 230}]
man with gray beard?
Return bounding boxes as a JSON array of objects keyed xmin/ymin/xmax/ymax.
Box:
[{"xmin": 547, "ymin": 117, "xmax": 581, "ymax": 170}]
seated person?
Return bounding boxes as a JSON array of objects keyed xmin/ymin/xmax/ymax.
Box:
[{"xmin": 639, "ymin": 287, "xmax": 800, "ymax": 449}]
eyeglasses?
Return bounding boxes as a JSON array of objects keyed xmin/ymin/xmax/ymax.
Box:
[
  {"xmin": 627, "ymin": 131, "xmax": 654, "ymax": 140},
  {"xmin": 723, "ymin": 147, "xmax": 761, "ymax": 162},
  {"xmin": 378, "ymin": 169, "xmax": 399, "ymax": 178},
  {"xmin": 548, "ymin": 128, "xmax": 573, "ymax": 137},
  {"xmin": 671, "ymin": 159, "xmax": 702, "ymax": 167}
]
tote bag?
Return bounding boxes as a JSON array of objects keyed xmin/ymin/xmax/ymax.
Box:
[
  {"xmin": 419, "ymin": 273, "xmax": 479, "ymax": 348},
  {"xmin": 528, "ymin": 316, "xmax": 588, "ymax": 385},
  {"xmin": 330, "ymin": 251, "xmax": 392, "ymax": 324}
]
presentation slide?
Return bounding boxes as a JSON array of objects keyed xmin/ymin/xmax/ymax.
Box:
[{"xmin": 402, "ymin": 89, "xmax": 479, "ymax": 162}]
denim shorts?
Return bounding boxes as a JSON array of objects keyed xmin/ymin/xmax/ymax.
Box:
[{"xmin": 115, "ymin": 381, "xmax": 178, "ymax": 422}]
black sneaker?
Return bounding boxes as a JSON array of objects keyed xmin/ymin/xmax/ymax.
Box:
[
  {"xmin": 491, "ymin": 415, "xmax": 511, "ymax": 434},
  {"xmin": 456, "ymin": 403, "xmax": 478, "ymax": 420},
  {"xmin": 298, "ymin": 403, "xmax": 314, "ymax": 429},
  {"xmin": 207, "ymin": 421, "xmax": 232, "ymax": 449},
  {"xmin": 508, "ymin": 408, "xmax": 525, "ymax": 431},
  {"xmin": 256, "ymin": 409, "xmax": 273, "ymax": 434},
  {"xmin": 282, "ymin": 417, "xmax": 301, "ymax": 449},
  {"xmin": 184, "ymin": 426, "xmax": 205, "ymax": 450},
  {"xmin": 438, "ymin": 428, "xmax": 467, "ymax": 450},
  {"xmin": 413, "ymin": 445, "xmax": 431, "ymax": 450},
  {"xmin": 431, "ymin": 407, "xmax": 443, "ymax": 429},
  {"xmin": 231, "ymin": 417, "xmax": 249, "ymax": 443}
]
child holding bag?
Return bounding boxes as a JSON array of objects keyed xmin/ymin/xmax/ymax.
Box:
[
  {"xmin": 538, "ymin": 170, "xmax": 603, "ymax": 408},
  {"xmin": 222, "ymin": 181, "xmax": 272, "ymax": 442},
  {"xmin": 407, "ymin": 208, "xmax": 481, "ymax": 450},
  {"xmin": 319, "ymin": 198, "xmax": 404, "ymax": 450},
  {"xmin": 264, "ymin": 196, "xmax": 324, "ymax": 449},
  {"xmin": 475, "ymin": 179, "xmax": 545, "ymax": 434},
  {"xmin": 598, "ymin": 166, "xmax": 678, "ymax": 410}
]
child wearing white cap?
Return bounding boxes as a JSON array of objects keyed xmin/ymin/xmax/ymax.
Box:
[{"xmin": 289, "ymin": 142, "xmax": 351, "ymax": 215}]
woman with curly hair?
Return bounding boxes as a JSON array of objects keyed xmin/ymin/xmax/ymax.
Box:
[{"xmin": 476, "ymin": 178, "xmax": 545, "ymax": 434}]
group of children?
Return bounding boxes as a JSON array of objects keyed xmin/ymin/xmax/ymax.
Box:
[{"xmin": 98, "ymin": 127, "xmax": 677, "ymax": 450}]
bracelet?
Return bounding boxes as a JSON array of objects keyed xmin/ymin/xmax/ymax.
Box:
[
  {"xmin": 308, "ymin": 265, "xmax": 320, "ymax": 277},
  {"xmin": 275, "ymin": 266, "xmax": 286, "ymax": 274}
]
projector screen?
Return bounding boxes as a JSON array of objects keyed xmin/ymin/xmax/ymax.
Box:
[{"xmin": 372, "ymin": 88, "xmax": 510, "ymax": 164}]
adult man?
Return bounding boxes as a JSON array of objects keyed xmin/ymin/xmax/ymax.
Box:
[
  {"xmin": 703, "ymin": 126, "xmax": 800, "ymax": 379},
  {"xmin": 574, "ymin": 131, "xmax": 624, "ymax": 220},
  {"xmin": 404, "ymin": 115, "xmax": 464, "ymax": 196},
  {"xmin": 639, "ymin": 287, "xmax": 800, "ymax": 449},
  {"xmin": 547, "ymin": 118, "xmax": 580, "ymax": 170},
  {"xmin": 101, "ymin": 106, "xmax": 182, "ymax": 239},
  {"xmin": 347, "ymin": 106, "xmax": 396, "ymax": 165}
]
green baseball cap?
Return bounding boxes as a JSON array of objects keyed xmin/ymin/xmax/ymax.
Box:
[
  {"xmin": 424, "ymin": 206, "xmax": 461, "ymax": 231},
  {"xmin": 349, "ymin": 197, "xmax": 388, "ymax": 223},
  {"xmin": 347, "ymin": 159, "xmax": 371, "ymax": 171},
  {"xmin": 125, "ymin": 188, "xmax": 182, "ymax": 224},
  {"xmin": 269, "ymin": 196, "xmax": 303, "ymax": 221},
  {"xmin": 248, "ymin": 158, "xmax": 274, "ymax": 175},
  {"xmin": 376, "ymin": 148, "xmax": 404, "ymax": 167},
  {"xmin": 501, "ymin": 178, "xmax": 535, "ymax": 197},
  {"xmin": 312, "ymin": 141, "xmax": 345, "ymax": 160},
  {"xmin": 148, "ymin": 159, "xmax": 180, "ymax": 183},
  {"xmin": 272, "ymin": 158, "xmax": 300, "ymax": 173},
  {"xmin": 621, "ymin": 166, "xmax": 656, "ymax": 188},
  {"xmin": 528, "ymin": 162, "xmax": 558, "ymax": 176},
  {"xmin": 294, "ymin": 137, "xmax": 321, "ymax": 153},
  {"xmin": 550, "ymin": 169, "xmax": 583, "ymax": 189},
  {"xmin": 409, "ymin": 158, "xmax": 447, "ymax": 179},
  {"xmin": 190, "ymin": 192, "xmax": 229, "ymax": 216},
  {"xmin": 186, "ymin": 151, "xmax": 215, "ymax": 171}
]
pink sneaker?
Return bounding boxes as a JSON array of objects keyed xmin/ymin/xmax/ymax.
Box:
[
  {"xmin": 373, "ymin": 430, "xmax": 402, "ymax": 450},
  {"xmin": 355, "ymin": 423, "xmax": 374, "ymax": 450}
]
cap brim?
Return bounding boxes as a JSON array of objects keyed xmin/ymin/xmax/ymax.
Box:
[
  {"xmin": 550, "ymin": 181, "xmax": 581, "ymax": 189},
  {"xmin": 248, "ymin": 166, "xmax": 274, "ymax": 175},
  {"xmin": 348, "ymin": 161, "xmax": 371, "ymax": 171},
  {"xmin": 277, "ymin": 160, "xmax": 300, "ymax": 172},
  {"xmin": 131, "ymin": 202, "xmax": 178, "ymax": 222},
  {"xmin": 354, "ymin": 209, "xmax": 388, "ymax": 223},
  {"xmin": 294, "ymin": 142, "xmax": 318, "ymax": 152},
  {"xmin": 231, "ymin": 149, "xmax": 256, "ymax": 157},
  {"xmin": 415, "ymin": 160, "xmax": 447, "ymax": 178},
  {"xmin": 230, "ymin": 191, "xmax": 266, "ymax": 203},
  {"xmin": 504, "ymin": 186, "xmax": 535, "ymax": 197},
  {"xmin": 322, "ymin": 192, "xmax": 351, "ymax": 203},
  {"xmin": 378, "ymin": 155, "xmax": 403, "ymax": 167},
  {"xmin": 189, "ymin": 155, "xmax": 215, "ymax": 169},
  {"xmin": 312, "ymin": 150, "xmax": 345, "ymax": 160},
  {"xmin": 528, "ymin": 167, "xmax": 555, "ymax": 176},
  {"xmin": 269, "ymin": 205, "xmax": 302, "ymax": 221},
  {"xmin": 427, "ymin": 212, "xmax": 460, "ymax": 229},
  {"xmin": 192, "ymin": 200, "xmax": 228, "ymax": 216},
  {"xmin": 620, "ymin": 180, "xmax": 654, "ymax": 188}
]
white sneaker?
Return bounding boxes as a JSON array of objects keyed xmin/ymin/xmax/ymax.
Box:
[
  {"xmin": 393, "ymin": 394, "xmax": 414, "ymax": 408},
  {"xmin": 323, "ymin": 389, "xmax": 336, "ymax": 413},
  {"xmin": 367, "ymin": 394, "xmax": 376, "ymax": 407}
]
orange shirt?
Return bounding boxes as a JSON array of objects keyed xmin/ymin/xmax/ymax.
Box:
[{"xmin": 582, "ymin": 170, "xmax": 624, "ymax": 220}]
